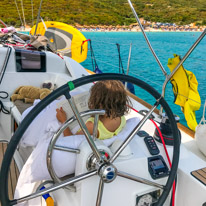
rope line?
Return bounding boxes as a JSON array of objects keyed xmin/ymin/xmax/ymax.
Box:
[
  {"xmin": 116, "ymin": 43, "xmax": 125, "ymax": 74},
  {"xmin": 188, "ymin": 57, "xmax": 206, "ymax": 62},
  {"xmin": 87, "ymin": 39, "xmax": 132, "ymax": 46},
  {"xmin": 20, "ymin": 0, "xmax": 26, "ymax": 28},
  {"xmin": 91, "ymin": 58, "xmax": 121, "ymax": 70},
  {"xmin": 0, "ymin": 92, "xmax": 10, "ymax": 114},
  {"xmin": 14, "ymin": 0, "xmax": 23, "ymax": 26},
  {"xmin": 199, "ymin": 100, "xmax": 206, "ymax": 125},
  {"xmin": 87, "ymin": 40, "xmax": 206, "ymax": 63},
  {"xmin": 128, "ymin": 70, "xmax": 203, "ymax": 106},
  {"xmin": 88, "ymin": 56, "xmax": 203, "ymax": 107},
  {"xmin": 31, "ymin": 0, "xmax": 34, "ymax": 27}
]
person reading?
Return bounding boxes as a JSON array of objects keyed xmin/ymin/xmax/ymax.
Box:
[
  {"xmin": 56, "ymin": 80, "xmax": 132, "ymax": 139},
  {"xmin": 14, "ymin": 81, "xmax": 139, "ymax": 204}
]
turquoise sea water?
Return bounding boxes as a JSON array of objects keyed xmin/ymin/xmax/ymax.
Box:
[{"xmin": 81, "ymin": 32, "xmax": 206, "ymax": 128}]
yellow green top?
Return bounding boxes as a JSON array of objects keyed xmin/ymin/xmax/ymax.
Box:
[{"xmin": 86, "ymin": 116, "xmax": 126, "ymax": 140}]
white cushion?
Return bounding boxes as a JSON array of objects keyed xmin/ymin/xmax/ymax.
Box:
[
  {"xmin": 20, "ymin": 99, "xmax": 62, "ymax": 147},
  {"xmin": 19, "ymin": 117, "xmax": 140, "ymax": 183},
  {"xmin": 195, "ymin": 124, "xmax": 206, "ymax": 156}
]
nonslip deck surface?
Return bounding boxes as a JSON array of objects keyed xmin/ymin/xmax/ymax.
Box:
[
  {"xmin": 0, "ymin": 141, "xmax": 20, "ymax": 205},
  {"xmin": 191, "ymin": 167, "xmax": 206, "ymax": 186}
]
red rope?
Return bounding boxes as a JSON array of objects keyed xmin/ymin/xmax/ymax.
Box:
[{"xmin": 81, "ymin": 39, "xmax": 91, "ymax": 46}]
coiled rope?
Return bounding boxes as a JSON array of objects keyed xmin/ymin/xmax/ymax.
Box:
[
  {"xmin": 0, "ymin": 46, "xmax": 11, "ymax": 115},
  {"xmin": 0, "ymin": 92, "xmax": 10, "ymax": 114}
]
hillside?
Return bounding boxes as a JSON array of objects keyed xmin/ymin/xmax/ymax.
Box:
[{"xmin": 1, "ymin": 0, "xmax": 206, "ymax": 27}]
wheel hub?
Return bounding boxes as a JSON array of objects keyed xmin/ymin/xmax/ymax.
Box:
[
  {"xmin": 86, "ymin": 150, "xmax": 110, "ymax": 171},
  {"xmin": 99, "ymin": 164, "xmax": 117, "ymax": 183}
]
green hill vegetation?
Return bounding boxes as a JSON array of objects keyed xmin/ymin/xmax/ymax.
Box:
[{"xmin": 1, "ymin": 0, "xmax": 206, "ymax": 27}]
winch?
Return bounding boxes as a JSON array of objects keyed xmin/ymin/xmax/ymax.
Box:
[{"xmin": 153, "ymin": 113, "xmax": 181, "ymax": 145}]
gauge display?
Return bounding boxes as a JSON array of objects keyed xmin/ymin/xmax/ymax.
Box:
[{"xmin": 137, "ymin": 194, "xmax": 153, "ymax": 206}]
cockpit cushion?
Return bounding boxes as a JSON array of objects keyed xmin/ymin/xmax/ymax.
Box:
[
  {"xmin": 195, "ymin": 124, "xmax": 206, "ymax": 156},
  {"xmin": 13, "ymin": 100, "xmax": 33, "ymax": 114},
  {"xmin": 17, "ymin": 117, "xmax": 140, "ymax": 184}
]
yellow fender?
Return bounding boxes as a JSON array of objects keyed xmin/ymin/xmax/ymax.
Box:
[
  {"xmin": 168, "ymin": 54, "xmax": 201, "ymax": 131},
  {"xmin": 30, "ymin": 21, "xmax": 88, "ymax": 63},
  {"xmin": 45, "ymin": 196, "xmax": 54, "ymax": 206},
  {"xmin": 40, "ymin": 186, "xmax": 55, "ymax": 206}
]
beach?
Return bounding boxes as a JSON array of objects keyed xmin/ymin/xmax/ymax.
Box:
[
  {"xmin": 14, "ymin": 20, "xmax": 206, "ymax": 33},
  {"xmin": 72, "ymin": 20, "xmax": 206, "ymax": 32}
]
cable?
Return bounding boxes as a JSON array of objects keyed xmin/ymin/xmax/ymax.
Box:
[
  {"xmin": 14, "ymin": 0, "xmax": 23, "ymax": 26},
  {"xmin": 0, "ymin": 92, "xmax": 10, "ymax": 114},
  {"xmin": 0, "ymin": 46, "xmax": 11, "ymax": 115},
  {"xmin": 31, "ymin": 0, "xmax": 34, "ymax": 27},
  {"xmin": 89, "ymin": 54, "xmax": 203, "ymax": 108},
  {"xmin": 89, "ymin": 40, "xmax": 101, "ymax": 73},
  {"xmin": 0, "ymin": 47, "xmax": 12, "ymax": 84},
  {"xmin": 148, "ymin": 119, "xmax": 176, "ymax": 206},
  {"xmin": 116, "ymin": 43, "xmax": 125, "ymax": 74},
  {"xmin": 20, "ymin": 0, "xmax": 26, "ymax": 28}
]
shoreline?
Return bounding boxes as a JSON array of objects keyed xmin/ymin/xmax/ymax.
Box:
[
  {"xmin": 80, "ymin": 29, "xmax": 204, "ymax": 32},
  {"xmin": 14, "ymin": 22, "xmax": 206, "ymax": 33},
  {"xmin": 6, "ymin": 17, "xmax": 206, "ymax": 33},
  {"xmin": 71, "ymin": 23, "xmax": 206, "ymax": 32},
  {"xmin": 16, "ymin": 27, "xmax": 205, "ymax": 33}
]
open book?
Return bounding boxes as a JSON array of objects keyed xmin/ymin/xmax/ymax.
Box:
[{"xmin": 56, "ymin": 91, "xmax": 90, "ymax": 131}]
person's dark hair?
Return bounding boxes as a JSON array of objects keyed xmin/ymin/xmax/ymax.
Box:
[{"xmin": 88, "ymin": 80, "xmax": 131, "ymax": 118}]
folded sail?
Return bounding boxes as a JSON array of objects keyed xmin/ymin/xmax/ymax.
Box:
[
  {"xmin": 30, "ymin": 21, "xmax": 88, "ymax": 63},
  {"xmin": 167, "ymin": 54, "xmax": 201, "ymax": 131}
]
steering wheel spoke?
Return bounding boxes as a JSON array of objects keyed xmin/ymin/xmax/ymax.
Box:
[
  {"xmin": 11, "ymin": 170, "xmax": 97, "ymax": 206},
  {"xmin": 117, "ymin": 170, "xmax": 165, "ymax": 189},
  {"xmin": 109, "ymin": 102, "xmax": 160, "ymax": 163},
  {"xmin": 93, "ymin": 113, "xmax": 100, "ymax": 140},
  {"xmin": 96, "ymin": 178, "xmax": 104, "ymax": 206},
  {"xmin": 53, "ymin": 145, "xmax": 80, "ymax": 154},
  {"xmin": 66, "ymin": 97, "xmax": 103, "ymax": 162},
  {"xmin": 47, "ymin": 109, "xmax": 105, "ymax": 186}
]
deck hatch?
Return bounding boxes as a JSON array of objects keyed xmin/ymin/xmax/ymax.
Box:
[{"xmin": 15, "ymin": 49, "xmax": 46, "ymax": 72}]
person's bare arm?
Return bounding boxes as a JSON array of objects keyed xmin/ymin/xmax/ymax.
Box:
[
  {"xmin": 56, "ymin": 107, "xmax": 72, "ymax": 136},
  {"xmin": 76, "ymin": 121, "xmax": 99, "ymax": 138},
  {"xmin": 56, "ymin": 108, "xmax": 99, "ymax": 137}
]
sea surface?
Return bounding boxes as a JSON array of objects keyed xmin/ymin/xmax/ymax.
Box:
[{"xmin": 81, "ymin": 32, "xmax": 206, "ymax": 129}]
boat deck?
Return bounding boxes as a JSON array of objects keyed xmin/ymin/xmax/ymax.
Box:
[{"xmin": 0, "ymin": 141, "xmax": 19, "ymax": 205}]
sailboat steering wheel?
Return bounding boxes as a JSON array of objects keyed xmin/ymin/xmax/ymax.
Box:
[{"xmin": 0, "ymin": 73, "xmax": 180, "ymax": 206}]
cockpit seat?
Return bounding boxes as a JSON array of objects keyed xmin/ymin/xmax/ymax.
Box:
[{"xmin": 11, "ymin": 100, "xmax": 32, "ymax": 126}]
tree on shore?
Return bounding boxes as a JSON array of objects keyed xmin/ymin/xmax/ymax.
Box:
[{"xmin": 0, "ymin": 0, "xmax": 205, "ymax": 27}]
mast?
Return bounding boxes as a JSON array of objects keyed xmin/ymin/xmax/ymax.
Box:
[
  {"xmin": 14, "ymin": 0, "xmax": 23, "ymax": 27},
  {"xmin": 20, "ymin": 0, "xmax": 26, "ymax": 28},
  {"xmin": 31, "ymin": 0, "xmax": 34, "ymax": 27},
  {"xmin": 34, "ymin": 0, "xmax": 43, "ymax": 35}
]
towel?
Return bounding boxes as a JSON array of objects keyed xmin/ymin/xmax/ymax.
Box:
[{"xmin": 14, "ymin": 117, "xmax": 140, "ymax": 206}]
